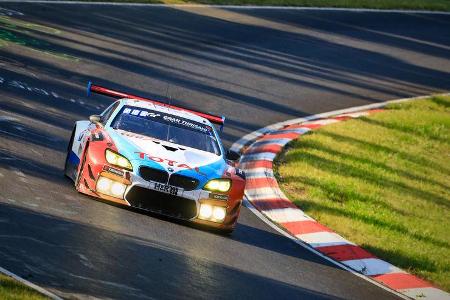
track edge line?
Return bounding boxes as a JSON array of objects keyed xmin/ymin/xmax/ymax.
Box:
[{"xmin": 0, "ymin": 266, "xmax": 63, "ymax": 300}]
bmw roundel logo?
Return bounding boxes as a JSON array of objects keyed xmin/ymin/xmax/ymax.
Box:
[{"xmin": 168, "ymin": 167, "xmax": 174, "ymax": 172}]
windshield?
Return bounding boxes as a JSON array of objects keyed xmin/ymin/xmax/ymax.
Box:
[{"xmin": 111, "ymin": 106, "xmax": 221, "ymax": 155}]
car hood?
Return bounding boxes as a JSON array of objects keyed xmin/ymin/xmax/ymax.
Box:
[{"xmin": 107, "ymin": 128, "xmax": 227, "ymax": 180}]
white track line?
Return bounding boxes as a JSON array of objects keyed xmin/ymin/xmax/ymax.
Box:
[
  {"xmin": 0, "ymin": 266, "xmax": 63, "ymax": 300},
  {"xmin": 1, "ymin": 0, "xmax": 450, "ymax": 14}
]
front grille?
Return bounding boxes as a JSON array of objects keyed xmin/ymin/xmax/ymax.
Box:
[
  {"xmin": 140, "ymin": 167, "xmax": 168, "ymax": 183},
  {"xmin": 139, "ymin": 167, "xmax": 199, "ymax": 191},
  {"xmin": 169, "ymin": 174, "xmax": 199, "ymax": 191},
  {"xmin": 126, "ymin": 186, "xmax": 197, "ymax": 219}
]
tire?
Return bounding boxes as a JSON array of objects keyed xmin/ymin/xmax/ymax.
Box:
[
  {"xmin": 220, "ymin": 228, "xmax": 234, "ymax": 236},
  {"xmin": 220, "ymin": 216, "xmax": 238, "ymax": 236},
  {"xmin": 64, "ymin": 128, "xmax": 76, "ymax": 179}
]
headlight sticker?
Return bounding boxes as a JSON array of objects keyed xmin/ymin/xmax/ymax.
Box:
[
  {"xmin": 209, "ymin": 193, "xmax": 229, "ymax": 201},
  {"xmin": 103, "ymin": 165, "xmax": 125, "ymax": 177}
]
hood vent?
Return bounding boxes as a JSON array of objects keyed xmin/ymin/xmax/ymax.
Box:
[{"xmin": 162, "ymin": 145, "xmax": 178, "ymax": 152}]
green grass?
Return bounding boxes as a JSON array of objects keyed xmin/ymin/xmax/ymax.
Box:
[
  {"xmin": 275, "ymin": 95, "xmax": 450, "ymax": 291},
  {"xmin": 0, "ymin": 16, "xmax": 79, "ymax": 61},
  {"xmin": 0, "ymin": 274, "xmax": 48, "ymax": 300},
  {"xmin": 66, "ymin": 0, "xmax": 450, "ymax": 11}
]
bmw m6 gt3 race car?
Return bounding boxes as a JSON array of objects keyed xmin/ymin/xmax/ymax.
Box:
[{"xmin": 64, "ymin": 83, "xmax": 246, "ymax": 233}]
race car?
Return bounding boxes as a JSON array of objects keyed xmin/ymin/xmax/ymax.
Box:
[{"xmin": 64, "ymin": 83, "xmax": 246, "ymax": 233}]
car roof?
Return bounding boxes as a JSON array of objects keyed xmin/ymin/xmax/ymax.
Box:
[{"xmin": 120, "ymin": 98, "xmax": 212, "ymax": 126}]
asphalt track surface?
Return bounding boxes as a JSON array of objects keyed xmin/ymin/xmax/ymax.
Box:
[{"xmin": 0, "ymin": 2, "xmax": 449, "ymax": 299}]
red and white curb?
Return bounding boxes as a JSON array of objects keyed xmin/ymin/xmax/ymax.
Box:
[{"xmin": 232, "ymin": 95, "xmax": 450, "ymax": 300}]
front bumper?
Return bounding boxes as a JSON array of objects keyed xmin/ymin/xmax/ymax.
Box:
[{"xmin": 91, "ymin": 168, "xmax": 239, "ymax": 229}]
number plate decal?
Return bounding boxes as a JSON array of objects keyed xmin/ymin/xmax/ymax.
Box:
[{"xmin": 153, "ymin": 182, "xmax": 180, "ymax": 196}]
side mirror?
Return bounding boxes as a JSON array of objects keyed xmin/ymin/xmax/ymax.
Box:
[
  {"xmin": 89, "ymin": 115, "xmax": 103, "ymax": 125},
  {"xmin": 226, "ymin": 149, "xmax": 240, "ymax": 161}
]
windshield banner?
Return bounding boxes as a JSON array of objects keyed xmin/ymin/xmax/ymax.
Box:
[{"xmin": 122, "ymin": 107, "xmax": 213, "ymax": 134}]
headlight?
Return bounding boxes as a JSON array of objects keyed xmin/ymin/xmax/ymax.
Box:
[
  {"xmin": 97, "ymin": 177, "xmax": 112, "ymax": 192},
  {"xmin": 199, "ymin": 204, "xmax": 226, "ymax": 223},
  {"xmin": 199, "ymin": 204, "xmax": 213, "ymax": 219},
  {"xmin": 96, "ymin": 176, "xmax": 127, "ymax": 199},
  {"xmin": 203, "ymin": 179, "xmax": 231, "ymax": 193},
  {"xmin": 111, "ymin": 181, "xmax": 126, "ymax": 197},
  {"xmin": 105, "ymin": 149, "xmax": 132, "ymax": 170},
  {"xmin": 212, "ymin": 206, "xmax": 226, "ymax": 222}
]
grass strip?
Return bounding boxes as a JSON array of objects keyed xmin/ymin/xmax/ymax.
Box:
[
  {"xmin": 63, "ymin": 0, "xmax": 450, "ymax": 11},
  {"xmin": 0, "ymin": 274, "xmax": 48, "ymax": 300},
  {"xmin": 275, "ymin": 95, "xmax": 450, "ymax": 291}
]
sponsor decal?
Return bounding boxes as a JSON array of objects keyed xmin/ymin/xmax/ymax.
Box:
[
  {"xmin": 121, "ymin": 106, "xmax": 212, "ymax": 134},
  {"xmin": 235, "ymin": 168, "xmax": 246, "ymax": 179},
  {"xmin": 209, "ymin": 193, "xmax": 229, "ymax": 201},
  {"xmin": 124, "ymin": 108, "xmax": 160, "ymax": 118},
  {"xmin": 103, "ymin": 165, "xmax": 125, "ymax": 177},
  {"xmin": 135, "ymin": 152, "xmax": 206, "ymax": 175},
  {"xmin": 162, "ymin": 115, "xmax": 209, "ymax": 133}
]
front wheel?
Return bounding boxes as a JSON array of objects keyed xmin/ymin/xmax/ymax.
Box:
[
  {"xmin": 64, "ymin": 128, "xmax": 76, "ymax": 179},
  {"xmin": 220, "ymin": 228, "xmax": 235, "ymax": 235}
]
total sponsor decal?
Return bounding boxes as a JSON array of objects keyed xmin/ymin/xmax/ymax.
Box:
[{"xmin": 135, "ymin": 152, "xmax": 206, "ymax": 175}]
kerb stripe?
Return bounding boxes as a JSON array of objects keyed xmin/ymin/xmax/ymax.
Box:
[
  {"xmin": 246, "ymin": 177, "xmax": 279, "ymax": 189},
  {"xmin": 281, "ymin": 220, "xmax": 334, "ymax": 235},
  {"xmin": 245, "ymin": 144, "xmax": 282, "ymax": 154},
  {"xmin": 372, "ymin": 273, "xmax": 433, "ymax": 290},
  {"xmin": 251, "ymin": 198, "xmax": 298, "ymax": 210},
  {"xmin": 239, "ymin": 160, "xmax": 273, "ymax": 170},
  {"xmin": 259, "ymin": 132, "xmax": 299, "ymax": 140},
  {"xmin": 316, "ymin": 244, "xmax": 376, "ymax": 261}
]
